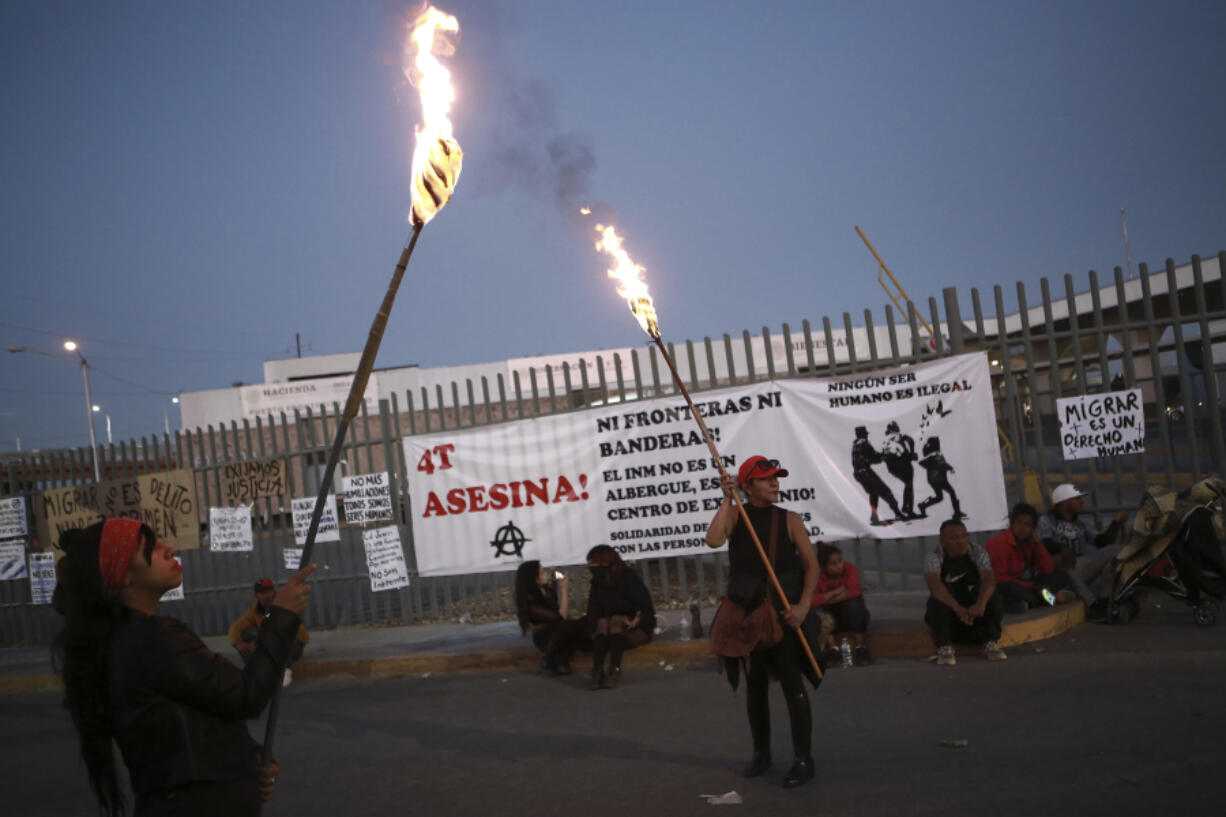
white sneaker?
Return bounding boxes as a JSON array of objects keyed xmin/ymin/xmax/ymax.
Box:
[
  {"xmin": 936, "ymin": 646, "xmax": 956, "ymax": 666},
  {"xmin": 984, "ymin": 641, "xmax": 1008, "ymax": 661},
  {"xmin": 282, "ymin": 668, "xmax": 293, "ymax": 687}
]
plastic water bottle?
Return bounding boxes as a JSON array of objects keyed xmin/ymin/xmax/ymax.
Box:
[
  {"xmin": 689, "ymin": 602, "xmax": 704, "ymax": 639},
  {"xmin": 840, "ymin": 636, "xmax": 852, "ymax": 669},
  {"xmin": 679, "ymin": 614, "xmax": 691, "ymax": 641}
]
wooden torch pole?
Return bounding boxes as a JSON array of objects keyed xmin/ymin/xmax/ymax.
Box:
[{"xmin": 262, "ymin": 221, "xmax": 424, "ymax": 760}]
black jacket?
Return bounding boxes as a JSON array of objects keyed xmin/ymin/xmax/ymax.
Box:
[
  {"xmin": 586, "ymin": 568, "xmax": 656, "ymax": 637},
  {"xmin": 108, "ymin": 605, "xmax": 301, "ymax": 801}
]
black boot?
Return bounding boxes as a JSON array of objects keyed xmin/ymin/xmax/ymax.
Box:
[
  {"xmin": 783, "ymin": 688, "xmax": 813, "ymax": 781},
  {"xmin": 782, "ymin": 757, "xmax": 815, "ymax": 788},
  {"xmin": 590, "ymin": 633, "xmax": 609, "ymax": 689},
  {"xmin": 608, "ymin": 633, "xmax": 627, "ymax": 674},
  {"xmin": 743, "ymin": 749, "xmax": 772, "ymax": 778},
  {"xmin": 745, "ymin": 675, "xmax": 771, "ymax": 776}
]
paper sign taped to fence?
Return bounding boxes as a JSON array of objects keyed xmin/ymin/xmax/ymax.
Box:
[
  {"xmin": 342, "ymin": 472, "xmax": 393, "ymax": 525},
  {"xmin": 29, "ymin": 552, "xmax": 55, "ymax": 605},
  {"xmin": 0, "ymin": 539, "xmax": 27, "ymax": 580},
  {"xmin": 405, "ymin": 352, "xmax": 1007, "ymax": 576},
  {"xmin": 220, "ymin": 458, "xmax": 288, "ymax": 505},
  {"xmin": 1056, "ymin": 388, "xmax": 1145, "ymax": 460},
  {"xmin": 283, "ymin": 545, "xmax": 302, "ymax": 570},
  {"xmin": 363, "ymin": 525, "xmax": 410, "ymax": 592},
  {"xmin": 39, "ymin": 470, "xmax": 201, "ymax": 551},
  {"xmin": 209, "ymin": 506, "xmax": 253, "ymax": 551},
  {"xmin": 0, "ymin": 496, "xmax": 28, "ymax": 539},
  {"xmin": 162, "ymin": 556, "xmax": 184, "ymax": 601},
  {"xmin": 291, "ymin": 495, "xmax": 340, "ymax": 545}
]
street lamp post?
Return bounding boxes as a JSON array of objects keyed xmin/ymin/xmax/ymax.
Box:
[
  {"xmin": 164, "ymin": 396, "xmax": 179, "ymax": 436},
  {"xmin": 6, "ymin": 341, "xmax": 101, "ymax": 480},
  {"xmin": 65, "ymin": 342, "xmax": 102, "ymax": 480},
  {"xmin": 92, "ymin": 405, "xmax": 112, "ymax": 445}
]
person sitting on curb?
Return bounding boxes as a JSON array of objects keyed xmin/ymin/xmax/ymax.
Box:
[
  {"xmin": 229, "ymin": 578, "xmax": 310, "ymax": 685},
  {"xmin": 813, "ymin": 544, "xmax": 871, "ymax": 666},
  {"xmin": 585, "ymin": 545, "xmax": 655, "ymax": 690},
  {"xmin": 1037, "ymin": 484, "xmax": 1127, "ymax": 608},
  {"xmin": 985, "ymin": 503, "xmax": 1083, "ymax": 615},
  {"xmin": 514, "ymin": 560, "xmax": 587, "ymax": 676},
  {"xmin": 923, "ymin": 518, "xmax": 1006, "ymax": 664}
]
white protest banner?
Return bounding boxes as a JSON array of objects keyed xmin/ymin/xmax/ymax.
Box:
[
  {"xmin": 1, "ymin": 539, "xmax": 27, "ymax": 580},
  {"xmin": 283, "ymin": 546, "xmax": 302, "ymax": 571},
  {"xmin": 342, "ymin": 472, "xmax": 394, "ymax": 525},
  {"xmin": 362, "ymin": 525, "xmax": 410, "ymax": 592},
  {"xmin": 30, "ymin": 552, "xmax": 56, "ymax": 604},
  {"xmin": 209, "ymin": 506, "xmax": 254, "ymax": 551},
  {"xmin": 291, "ymin": 496, "xmax": 340, "ymax": 545},
  {"xmin": 239, "ymin": 374, "xmax": 379, "ymax": 423},
  {"xmin": 0, "ymin": 496, "xmax": 27, "ymax": 539},
  {"xmin": 1056, "ymin": 388, "xmax": 1145, "ymax": 460},
  {"xmin": 405, "ymin": 352, "xmax": 1006, "ymax": 576},
  {"xmin": 162, "ymin": 556, "xmax": 184, "ymax": 601}
]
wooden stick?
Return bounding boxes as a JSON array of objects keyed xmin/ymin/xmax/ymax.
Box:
[
  {"xmin": 649, "ymin": 335, "xmax": 823, "ymax": 679},
  {"xmin": 262, "ymin": 222, "xmax": 424, "ymax": 760}
]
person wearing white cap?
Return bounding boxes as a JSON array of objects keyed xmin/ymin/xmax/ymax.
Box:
[{"xmin": 1036, "ymin": 484, "xmax": 1128, "ymax": 609}]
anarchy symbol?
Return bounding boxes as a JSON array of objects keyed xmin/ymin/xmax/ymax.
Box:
[{"xmin": 490, "ymin": 521, "xmax": 530, "ymax": 558}]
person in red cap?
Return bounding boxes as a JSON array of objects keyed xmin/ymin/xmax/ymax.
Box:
[
  {"xmin": 52, "ymin": 518, "xmax": 314, "ymax": 817},
  {"xmin": 229, "ymin": 577, "xmax": 311, "ymax": 684},
  {"xmin": 705, "ymin": 455, "xmax": 819, "ymax": 788}
]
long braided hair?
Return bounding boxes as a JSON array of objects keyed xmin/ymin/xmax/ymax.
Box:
[{"xmin": 51, "ymin": 520, "xmax": 155, "ymax": 817}]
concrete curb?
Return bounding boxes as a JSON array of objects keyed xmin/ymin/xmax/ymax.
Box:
[{"xmin": 0, "ymin": 603, "xmax": 1087, "ymax": 693}]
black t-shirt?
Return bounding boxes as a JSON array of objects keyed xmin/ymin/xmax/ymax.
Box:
[{"xmin": 730, "ymin": 504, "xmax": 803, "ymax": 604}]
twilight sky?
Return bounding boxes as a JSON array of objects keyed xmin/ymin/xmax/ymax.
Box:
[{"xmin": 2, "ymin": 0, "xmax": 1223, "ymax": 451}]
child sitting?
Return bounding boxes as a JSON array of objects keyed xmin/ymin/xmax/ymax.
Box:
[{"xmin": 813, "ymin": 544, "xmax": 872, "ymax": 666}]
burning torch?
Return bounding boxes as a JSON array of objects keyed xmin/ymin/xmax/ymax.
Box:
[
  {"xmin": 594, "ymin": 223, "xmax": 822, "ymax": 679},
  {"xmin": 262, "ymin": 4, "xmax": 465, "ymax": 758}
]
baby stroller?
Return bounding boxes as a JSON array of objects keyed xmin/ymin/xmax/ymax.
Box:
[{"xmin": 1106, "ymin": 476, "xmax": 1226, "ymax": 626}]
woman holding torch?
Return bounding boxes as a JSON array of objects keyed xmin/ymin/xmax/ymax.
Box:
[
  {"xmin": 706, "ymin": 456, "xmax": 819, "ymax": 788},
  {"xmin": 52, "ymin": 518, "xmax": 313, "ymax": 816}
]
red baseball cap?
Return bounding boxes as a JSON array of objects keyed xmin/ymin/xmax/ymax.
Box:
[
  {"xmin": 254, "ymin": 578, "xmax": 274, "ymax": 592},
  {"xmin": 738, "ymin": 456, "xmax": 789, "ymax": 486}
]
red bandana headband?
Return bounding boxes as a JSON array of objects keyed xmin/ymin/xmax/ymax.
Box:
[{"xmin": 99, "ymin": 518, "xmax": 144, "ymax": 594}]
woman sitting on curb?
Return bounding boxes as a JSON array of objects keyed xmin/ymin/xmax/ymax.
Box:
[
  {"xmin": 813, "ymin": 544, "xmax": 871, "ymax": 666},
  {"xmin": 514, "ymin": 560, "xmax": 587, "ymax": 676},
  {"xmin": 585, "ymin": 545, "xmax": 655, "ymax": 689}
]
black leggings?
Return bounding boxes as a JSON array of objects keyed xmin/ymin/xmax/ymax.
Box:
[
  {"xmin": 745, "ymin": 634, "xmax": 812, "ymax": 759},
  {"xmin": 823, "ymin": 596, "xmax": 870, "ymax": 634},
  {"xmin": 531, "ymin": 618, "xmax": 587, "ymax": 661}
]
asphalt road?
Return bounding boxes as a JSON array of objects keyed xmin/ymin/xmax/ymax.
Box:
[{"xmin": 6, "ymin": 596, "xmax": 1224, "ymax": 817}]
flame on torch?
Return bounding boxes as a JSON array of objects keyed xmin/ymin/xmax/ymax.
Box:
[
  {"xmin": 406, "ymin": 5, "xmax": 464, "ymax": 225},
  {"xmin": 594, "ymin": 224, "xmax": 659, "ymax": 339}
]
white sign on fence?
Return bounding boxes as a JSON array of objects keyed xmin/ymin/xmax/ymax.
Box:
[
  {"xmin": 29, "ymin": 552, "xmax": 56, "ymax": 605},
  {"xmin": 209, "ymin": 506, "xmax": 254, "ymax": 551},
  {"xmin": 406, "ymin": 352, "xmax": 1006, "ymax": 576},
  {"xmin": 342, "ymin": 472, "xmax": 394, "ymax": 525},
  {"xmin": 291, "ymin": 495, "xmax": 341, "ymax": 545},
  {"xmin": 283, "ymin": 546, "xmax": 302, "ymax": 571},
  {"xmin": 1056, "ymin": 388, "xmax": 1146, "ymax": 461},
  {"xmin": 0, "ymin": 540, "xmax": 27, "ymax": 580},
  {"xmin": 161, "ymin": 556, "xmax": 184, "ymax": 601},
  {"xmin": 0, "ymin": 497, "xmax": 27, "ymax": 540},
  {"xmin": 362, "ymin": 525, "xmax": 410, "ymax": 592}
]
